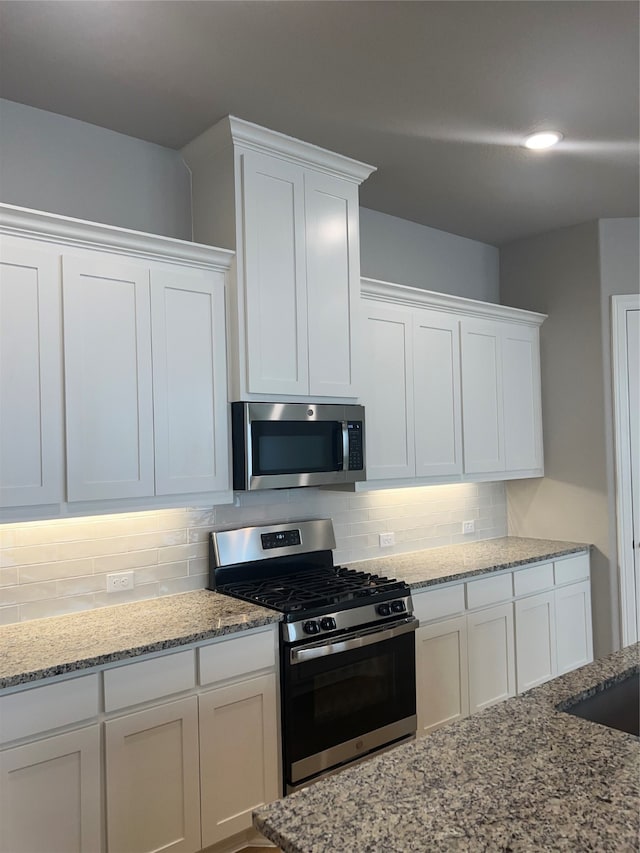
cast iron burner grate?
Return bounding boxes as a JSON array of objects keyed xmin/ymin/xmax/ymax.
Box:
[{"xmin": 217, "ymin": 566, "xmax": 407, "ymax": 613}]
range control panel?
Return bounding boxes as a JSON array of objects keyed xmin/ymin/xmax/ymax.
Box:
[{"xmin": 261, "ymin": 529, "xmax": 302, "ymax": 550}]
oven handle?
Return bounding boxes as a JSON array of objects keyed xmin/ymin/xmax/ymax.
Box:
[{"xmin": 289, "ymin": 616, "xmax": 417, "ymax": 664}]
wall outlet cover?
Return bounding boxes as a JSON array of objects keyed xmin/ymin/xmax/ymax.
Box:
[
  {"xmin": 379, "ymin": 532, "xmax": 395, "ymax": 548},
  {"xmin": 462, "ymin": 520, "xmax": 475, "ymax": 535},
  {"xmin": 106, "ymin": 571, "xmax": 135, "ymax": 593}
]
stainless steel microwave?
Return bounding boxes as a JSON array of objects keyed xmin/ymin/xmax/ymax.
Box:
[{"xmin": 231, "ymin": 402, "xmax": 366, "ymax": 490}]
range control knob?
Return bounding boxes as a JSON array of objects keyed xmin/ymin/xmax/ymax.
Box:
[
  {"xmin": 303, "ymin": 620, "xmax": 320, "ymax": 635},
  {"xmin": 376, "ymin": 603, "xmax": 391, "ymax": 617},
  {"xmin": 320, "ymin": 617, "xmax": 337, "ymax": 631},
  {"xmin": 391, "ymin": 600, "xmax": 407, "ymax": 613}
]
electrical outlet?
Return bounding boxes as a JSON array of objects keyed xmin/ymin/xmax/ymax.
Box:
[
  {"xmin": 379, "ymin": 532, "xmax": 395, "ymax": 548},
  {"xmin": 462, "ymin": 520, "xmax": 475, "ymax": 535},
  {"xmin": 106, "ymin": 571, "xmax": 135, "ymax": 593}
]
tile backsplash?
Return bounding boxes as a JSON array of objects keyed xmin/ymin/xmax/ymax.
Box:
[{"xmin": 0, "ymin": 482, "xmax": 506, "ymax": 624}]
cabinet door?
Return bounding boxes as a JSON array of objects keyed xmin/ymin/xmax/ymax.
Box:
[
  {"xmin": 416, "ymin": 617, "xmax": 469, "ymax": 736},
  {"xmin": 242, "ymin": 150, "xmax": 308, "ymax": 395},
  {"xmin": 305, "ymin": 171, "xmax": 360, "ymax": 398},
  {"xmin": 460, "ymin": 319, "xmax": 504, "ymax": 474},
  {"xmin": 555, "ymin": 580, "xmax": 593, "ymax": 674},
  {"xmin": 514, "ymin": 591, "xmax": 557, "ymax": 692},
  {"xmin": 63, "ymin": 254, "xmax": 154, "ymax": 501},
  {"xmin": 199, "ymin": 674, "xmax": 279, "ymax": 847},
  {"xmin": 467, "ymin": 603, "xmax": 515, "ymax": 713},
  {"xmin": 105, "ymin": 696, "xmax": 201, "ymax": 853},
  {"xmin": 413, "ymin": 309, "xmax": 463, "ymax": 478},
  {"xmin": 502, "ymin": 323, "xmax": 543, "ymax": 473},
  {"xmin": 0, "ymin": 725, "xmax": 101, "ymax": 853},
  {"xmin": 151, "ymin": 267, "xmax": 229, "ymax": 495},
  {"xmin": 0, "ymin": 243, "xmax": 63, "ymax": 508},
  {"xmin": 362, "ymin": 303, "xmax": 415, "ymax": 480}
]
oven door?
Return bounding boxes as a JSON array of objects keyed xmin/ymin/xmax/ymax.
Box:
[{"xmin": 281, "ymin": 617, "xmax": 417, "ymax": 791}]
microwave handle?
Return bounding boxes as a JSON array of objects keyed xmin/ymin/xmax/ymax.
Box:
[{"xmin": 340, "ymin": 421, "xmax": 349, "ymax": 471}]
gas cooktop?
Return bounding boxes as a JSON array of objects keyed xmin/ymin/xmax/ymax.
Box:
[
  {"xmin": 216, "ymin": 565, "xmax": 408, "ymax": 616},
  {"xmin": 208, "ymin": 518, "xmax": 414, "ymax": 643}
]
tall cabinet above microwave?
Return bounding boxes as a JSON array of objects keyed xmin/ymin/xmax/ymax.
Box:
[{"xmin": 182, "ymin": 116, "xmax": 376, "ymax": 402}]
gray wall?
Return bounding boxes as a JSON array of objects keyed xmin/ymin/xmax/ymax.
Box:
[
  {"xmin": 0, "ymin": 99, "xmax": 192, "ymax": 239},
  {"xmin": 359, "ymin": 207, "xmax": 499, "ymax": 303},
  {"xmin": 500, "ymin": 219, "xmax": 639, "ymax": 658},
  {"xmin": 0, "ymin": 100, "xmax": 500, "ymax": 304},
  {"xmin": 598, "ymin": 218, "xmax": 640, "ymax": 651}
]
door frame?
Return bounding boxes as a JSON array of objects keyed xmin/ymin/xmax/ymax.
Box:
[{"xmin": 611, "ymin": 293, "xmax": 640, "ymax": 646}]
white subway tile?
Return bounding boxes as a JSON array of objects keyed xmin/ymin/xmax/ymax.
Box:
[
  {"xmin": 0, "ymin": 568, "xmax": 18, "ymax": 587},
  {"xmin": 0, "ymin": 605, "xmax": 19, "ymax": 625},
  {"xmin": 19, "ymin": 559, "xmax": 94, "ymax": 583},
  {"xmin": 94, "ymin": 549, "xmax": 158, "ymax": 573}
]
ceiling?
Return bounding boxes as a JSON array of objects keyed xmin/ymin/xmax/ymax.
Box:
[{"xmin": 0, "ymin": 0, "xmax": 638, "ymax": 246}]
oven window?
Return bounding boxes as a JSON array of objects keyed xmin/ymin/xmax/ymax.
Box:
[
  {"xmin": 252, "ymin": 421, "xmax": 342, "ymax": 475},
  {"xmin": 282, "ymin": 630, "xmax": 416, "ymax": 767}
]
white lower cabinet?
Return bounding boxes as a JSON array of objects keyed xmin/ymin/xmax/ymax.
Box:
[
  {"xmin": 514, "ymin": 591, "xmax": 557, "ymax": 692},
  {"xmin": 415, "ymin": 616, "xmax": 469, "ymax": 735},
  {"xmin": 199, "ymin": 673, "xmax": 280, "ymax": 847},
  {"xmin": 467, "ymin": 602, "xmax": 516, "ymax": 713},
  {"xmin": 555, "ymin": 579, "xmax": 593, "ymax": 674},
  {"xmin": 105, "ymin": 696, "xmax": 201, "ymax": 853},
  {"xmin": 414, "ymin": 553, "xmax": 592, "ymax": 732},
  {"xmin": 0, "ymin": 725, "xmax": 101, "ymax": 853}
]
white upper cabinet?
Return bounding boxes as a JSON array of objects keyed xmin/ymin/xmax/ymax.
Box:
[
  {"xmin": 150, "ymin": 267, "xmax": 229, "ymax": 496},
  {"xmin": 363, "ymin": 302, "xmax": 415, "ymax": 480},
  {"xmin": 0, "ymin": 204, "xmax": 233, "ymax": 519},
  {"xmin": 182, "ymin": 116, "xmax": 375, "ymax": 402},
  {"xmin": 461, "ymin": 318, "xmax": 543, "ymax": 476},
  {"xmin": 63, "ymin": 254, "xmax": 155, "ymax": 502},
  {"xmin": 361, "ymin": 278, "xmax": 545, "ymax": 488},
  {"xmin": 0, "ymin": 242, "xmax": 63, "ymax": 508}
]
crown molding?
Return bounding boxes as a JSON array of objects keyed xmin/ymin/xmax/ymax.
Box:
[
  {"xmin": 0, "ymin": 204, "xmax": 234, "ymax": 271},
  {"xmin": 182, "ymin": 115, "xmax": 376, "ymax": 185},
  {"xmin": 361, "ymin": 277, "xmax": 547, "ymax": 325}
]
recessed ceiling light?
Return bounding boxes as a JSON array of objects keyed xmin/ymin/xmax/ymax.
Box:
[{"xmin": 523, "ymin": 131, "xmax": 563, "ymax": 150}]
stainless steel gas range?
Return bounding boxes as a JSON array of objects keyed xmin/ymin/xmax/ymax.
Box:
[{"xmin": 208, "ymin": 519, "xmax": 417, "ymax": 794}]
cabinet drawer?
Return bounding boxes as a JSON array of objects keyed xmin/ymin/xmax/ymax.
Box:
[
  {"xmin": 466, "ymin": 572, "xmax": 513, "ymax": 609},
  {"xmin": 0, "ymin": 674, "xmax": 99, "ymax": 744},
  {"xmin": 554, "ymin": 553, "xmax": 590, "ymax": 586},
  {"xmin": 103, "ymin": 649, "xmax": 195, "ymax": 713},
  {"xmin": 199, "ymin": 629, "xmax": 276, "ymax": 686},
  {"xmin": 412, "ymin": 584, "xmax": 465, "ymax": 623},
  {"xmin": 513, "ymin": 562, "xmax": 554, "ymax": 597}
]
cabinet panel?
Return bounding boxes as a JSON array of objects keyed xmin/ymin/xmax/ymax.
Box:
[
  {"xmin": 413, "ymin": 310, "xmax": 463, "ymax": 477},
  {"xmin": 0, "ymin": 725, "xmax": 101, "ymax": 853},
  {"xmin": 0, "ymin": 244, "xmax": 63, "ymax": 507},
  {"xmin": 554, "ymin": 552, "xmax": 590, "ymax": 586},
  {"xmin": 555, "ymin": 580, "xmax": 593, "ymax": 674},
  {"xmin": 305, "ymin": 171, "xmax": 360, "ymax": 397},
  {"xmin": 199, "ymin": 674, "xmax": 279, "ymax": 847},
  {"xmin": 242, "ymin": 151, "xmax": 308, "ymax": 395},
  {"xmin": 104, "ymin": 649, "xmax": 195, "ymax": 713},
  {"xmin": 151, "ymin": 268, "xmax": 229, "ymax": 495},
  {"xmin": 63, "ymin": 254, "xmax": 154, "ymax": 501},
  {"xmin": 514, "ymin": 591, "xmax": 556, "ymax": 692},
  {"xmin": 502, "ymin": 324, "xmax": 543, "ymax": 472},
  {"xmin": 416, "ymin": 617, "xmax": 469, "ymax": 735},
  {"xmin": 460, "ymin": 320, "xmax": 504, "ymax": 474},
  {"xmin": 0, "ymin": 673, "xmax": 99, "ymax": 745},
  {"xmin": 105, "ymin": 696, "xmax": 201, "ymax": 853},
  {"xmin": 363, "ymin": 304, "xmax": 415, "ymax": 480},
  {"xmin": 467, "ymin": 603, "xmax": 515, "ymax": 712},
  {"xmin": 198, "ymin": 628, "xmax": 276, "ymax": 686}
]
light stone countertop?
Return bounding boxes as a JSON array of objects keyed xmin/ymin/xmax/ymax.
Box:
[
  {"xmin": 347, "ymin": 536, "xmax": 590, "ymax": 588},
  {"xmin": 0, "ymin": 536, "xmax": 590, "ymax": 690},
  {"xmin": 0, "ymin": 590, "xmax": 279, "ymax": 689},
  {"xmin": 254, "ymin": 643, "xmax": 640, "ymax": 852}
]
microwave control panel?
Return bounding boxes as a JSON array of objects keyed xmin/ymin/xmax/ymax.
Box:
[{"xmin": 347, "ymin": 422, "xmax": 364, "ymax": 471}]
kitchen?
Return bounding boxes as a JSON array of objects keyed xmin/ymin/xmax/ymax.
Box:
[{"xmin": 0, "ymin": 2, "xmax": 639, "ymax": 852}]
